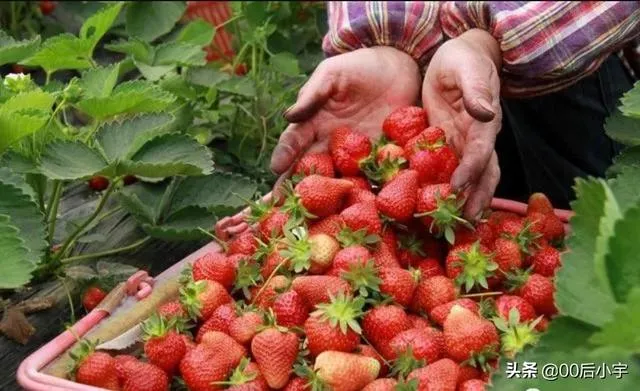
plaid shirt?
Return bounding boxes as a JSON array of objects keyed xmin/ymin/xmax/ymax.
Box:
[{"xmin": 322, "ymin": 1, "xmax": 640, "ymax": 97}]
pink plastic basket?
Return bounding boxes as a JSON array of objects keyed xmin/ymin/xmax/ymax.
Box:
[
  {"xmin": 183, "ymin": 1, "xmax": 235, "ymax": 62},
  {"xmin": 17, "ymin": 198, "xmax": 572, "ymax": 390}
]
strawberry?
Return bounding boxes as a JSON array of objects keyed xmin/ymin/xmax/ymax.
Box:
[
  {"xmin": 535, "ymin": 317, "xmax": 550, "ymax": 332},
  {"xmin": 305, "ymin": 293, "xmax": 365, "ymax": 356},
  {"xmin": 220, "ymin": 358, "xmax": 269, "ymax": 391},
  {"xmin": 363, "ymin": 378, "xmax": 397, "ymax": 391},
  {"xmin": 341, "ymin": 261, "xmax": 382, "ymax": 298},
  {"xmin": 378, "ymin": 267, "xmax": 419, "ymax": 307},
  {"xmin": 88, "ymin": 175, "xmax": 109, "ymax": 191},
  {"xmin": 457, "ymin": 364, "xmax": 482, "ymax": 385},
  {"xmin": 330, "ymin": 126, "xmax": 373, "ymax": 176},
  {"xmin": 415, "ymin": 184, "xmax": 467, "ymax": 244},
  {"xmin": 314, "ymin": 351, "xmax": 380, "ymax": 391},
  {"xmin": 74, "ymin": 349, "xmax": 119, "ymax": 390},
  {"xmin": 291, "ymin": 275, "xmax": 352, "ymax": 307},
  {"xmin": 376, "ymin": 169, "xmax": 419, "ymax": 222},
  {"xmin": 284, "ymin": 377, "xmax": 309, "ymax": 391},
  {"xmin": 252, "ymin": 327, "xmax": 299, "ymax": 389},
  {"xmin": 409, "ymin": 145, "xmax": 458, "ymax": 185},
  {"xmin": 381, "ymin": 229, "xmax": 398, "ymax": 254},
  {"xmin": 308, "ymin": 233, "xmax": 340, "ymax": 274},
  {"xmin": 460, "ymin": 379, "xmax": 487, "ymax": 391},
  {"xmin": 493, "ymin": 237, "xmax": 523, "ymax": 276},
  {"xmin": 251, "ymin": 275, "xmax": 290, "ymax": 310},
  {"xmin": 261, "ymin": 245, "xmax": 288, "ymax": 280},
  {"xmin": 511, "ymin": 272, "xmax": 557, "ymax": 316},
  {"xmin": 39, "ymin": 1, "xmax": 56, "ymax": 15},
  {"xmin": 192, "ymin": 252, "xmax": 236, "ymax": 290},
  {"xmin": 492, "ymin": 307, "xmax": 542, "ymax": 359},
  {"xmin": 157, "ymin": 300, "xmax": 186, "ymax": 320},
  {"xmin": 397, "ymin": 233, "xmax": 427, "ymax": 268},
  {"xmin": 382, "ymin": 106, "xmax": 428, "ymax": 146},
  {"xmin": 528, "ymin": 212, "xmax": 565, "ymax": 243},
  {"xmin": 345, "ymin": 187, "xmax": 377, "ymax": 208},
  {"xmin": 361, "ymin": 141, "xmax": 407, "ymax": 184},
  {"xmin": 446, "ymin": 242, "xmax": 498, "ymax": 292},
  {"xmin": 376, "ymin": 144, "xmax": 406, "ymax": 164},
  {"xmin": 407, "ymin": 358, "xmax": 460, "ymax": 391},
  {"xmin": 414, "ymin": 258, "xmax": 445, "ymax": 278},
  {"xmin": 408, "ymin": 314, "xmax": 432, "ymax": 329},
  {"xmin": 454, "ymin": 223, "xmax": 495, "ymax": 249},
  {"xmin": 273, "ymin": 290, "xmax": 309, "ymax": 327},
  {"xmin": 340, "ymin": 201, "xmax": 382, "ymax": 236},
  {"xmin": 308, "ymin": 214, "xmax": 345, "ymax": 237},
  {"xmin": 180, "ymin": 279, "xmax": 232, "ymax": 321},
  {"xmin": 196, "ymin": 303, "xmax": 238, "ymax": 342},
  {"xmin": 404, "ymin": 126, "xmax": 447, "ymax": 158},
  {"xmin": 114, "ymin": 354, "xmax": 137, "ymax": 384},
  {"xmin": 200, "ymin": 331, "xmax": 248, "ymax": 362},
  {"xmin": 180, "ymin": 344, "xmax": 241, "ymax": 391},
  {"xmin": 228, "ymin": 230, "xmax": 259, "ymax": 256},
  {"xmin": 372, "ymin": 242, "xmax": 401, "ymax": 269},
  {"xmin": 495, "ymin": 295, "xmax": 537, "ymax": 323},
  {"xmin": 328, "ymin": 245, "xmax": 371, "ymax": 276},
  {"xmin": 295, "ymin": 175, "xmax": 354, "ymax": 218},
  {"xmin": 82, "ymin": 286, "xmax": 106, "ymax": 311},
  {"xmin": 487, "ymin": 211, "xmax": 521, "ymax": 234},
  {"xmin": 429, "ymin": 298, "xmax": 480, "ymax": 327},
  {"xmin": 443, "ymin": 306, "xmax": 499, "ymax": 365},
  {"xmin": 356, "ymin": 344, "xmax": 388, "ymax": 377},
  {"xmin": 141, "ymin": 313, "xmax": 186, "ymax": 374},
  {"xmin": 527, "ymin": 192, "xmax": 554, "ymax": 215},
  {"xmin": 411, "ymin": 275, "xmax": 457, "ymax": 313},
  {"xmin": 229, "ymin": 311, "xmax": 264, "ymax": 346},
  {"xmin": 280, "ymin": 227, "xmax": 339, "ymax": 274},
  {"xmin": 293, "ymin": 152, "xmax": 335, "ymax": 178},
  {"xmin": 342, "ymin": 176, "xmax": 371, "ymax": 190},
  {"xmin": 362, "ymin": 305, "xmax": 413, "ymax": 360},
  {"xmin": 259, "ymin": 210, "xmax": 291, "ymax": 240},
  {"xmin": 121, "ymin": 361, "xmax": 169, "ymax": 391},
  {"xmin": 389, "ymin": 327, "xmax": 444, "ymax": 363}
]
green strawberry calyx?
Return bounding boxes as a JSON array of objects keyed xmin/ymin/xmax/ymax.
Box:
[
  {"xmin": 311, "ymin": 292, "xmax": 365, "ymax": 335},
  {"xmin": 451, "ymin": 241, "xmax": 499, "ymax": 293},
  {"xmin": 492, "ymin": 308, "xmax": 542, "ymax": 359},
  {"xmin": 391, "ymin": 347, "xmax": 426, "ymax": 379},
  {"xmin": 341, "ymin": 260, "xmax": 382, "ymax": 298},
  {"xmin": 280, "ymin": 226, "xmax": 313, "ymax": 273},
  {"xmin": 414, "ymin": 191, "xmax": 472, "ymax": 245}
]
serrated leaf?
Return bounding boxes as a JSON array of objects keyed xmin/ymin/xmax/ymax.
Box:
[
  {"xmin": 133, "ymin": 59, "xmax": 174, "ymax": 82},
  {"xmin": 142, "ymin": 206, "xmax": 217, "ymax": 241},
  {"xmin": 96, "ymin": 261, "xmax": 139, "ymax": 279},
  {"xmin": 590, "ymin": 287, "xmax": 640, "ymax": 352},
  {"xmin": 270, "ymin": 52, "xmax": 300, "ymax": 76},
  {"xmin": 604, "ymin": 110, "xmax": 640, "ymax": 146},
  {"xmin": 0, "ymin": 151, "xmax": 40, "ymax": 174},
  {"xmin": 177, "ymin": 19, "xmax": 215, "ymax": 47},
  {"xmin": 118, "ymin": 181, "xmax": 167, "ymax": 225},
  {"xmin": 96, "ymin": 113, "xmax": 174, "ymax": 162},
  {"xmin": 609, "ymin": 166, "xmax": 640, "ymax": 215},
  {"xmin": 0, "ymin": 215, "xmax": 35, "ymax": 288},
  {"xmin": 607, "ymin": 146, "xmax": 640, "ymax": 178},
  {"xmin": 75, "ymin": 80, "xmax": 176, "ymax": 120},
  {"xmin": 0, "ymin": 30, "xmax": 41, "ymax": 66},
  {"xmin": 0, "ymin": 109, "xmax": 50, "ymax": 154},
  {"xmin": 556, "ymin": 178, "xmax": 618, "ymax": 327},
  {"xmin": 153, "ymin": 41, "xmax": 207, "ymax": 67},
  {"xmin": 64, "ymin": 264, "xmax": 98, "ymax": 281},
  {"xmin": 0, "ymin": 167, "xmax": 36, "ymax": 204},
  {"xmin": 0, "ymin": 180, "xmax": 46, "ymax": 265},
  {"xmin": 123, "ymin": 133, "xmax": 213, "ymax": 178},
  {"xmin": 169, "ymin": 172, "xmax": 258, "ymax": 216},
  {"xmin": 125, "ymin": 1, "xmax": 186, "ymax": 42},
  {"xmin": 605, "ymin": 201, "xmax": 640, "ymax": 303},
  {"xmin": 185, "ymin": 66, "xmax": 230, "ymax": 87},
  {"xmin": 39, "ymin": 140, "xmax": 108, "ymax": 180},
  {"xmin": 217, "ymin": 77, "xmax": 256, "ymax": 97},
  {"xmin": 620, "ymin": 81, "xmax": 640, "ymax": 119},
  {"xmin": 104, "ymin": 38, "xmax": 153, "ymax": 63},
  {"xmin": 0, "ymin": 90, "xmax": 55, "ymax": 113},
  {"xmin": 80, "ymin": 64, "xmax": 120, "ymax": 98},
  {"xmin": 79, "ymin": 2, "xmax": 124, "ymax": 51},
  {"xmin": 21, "ymin": 34, "xmax": 93, "ymax": 74}
]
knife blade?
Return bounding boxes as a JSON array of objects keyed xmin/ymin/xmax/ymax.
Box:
[{"xmin": 96, "ymin": 323, "xmax": 143, "ymax": 351}]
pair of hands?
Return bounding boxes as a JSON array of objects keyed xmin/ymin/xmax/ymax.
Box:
[{"xmin": 218, "ymin": 30, "xmax": 502, "ymax": 239}]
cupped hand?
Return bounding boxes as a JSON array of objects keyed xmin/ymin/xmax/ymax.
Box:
[{"xmin": 422, "ymin": 29, "xmax": 503, "ymax": 221}]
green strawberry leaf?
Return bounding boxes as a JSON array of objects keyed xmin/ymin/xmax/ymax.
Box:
[
  {"xmin": 604, "ymin": 201, "xmax": 640, "ymax": 303},
  {"xmin": 80, "ymin": 64, "xmax": 120, "ymax": 98},
  {"xmin": 619, "ymin": 81, "xmax": 640, "ymax": 119},
  {"xmin": 79, "ymin": 2, "xmax": 124, "ymax": 52},
  {"xmin": 0, "ymin": 167, "xmax": 36, "ymax": 202},
  {"xmin": 21, "ymin": 34, "xmax": 93, "ymax": 74},
  {"xmin": 177, "ymin": 19, "xmax": 215, "ymax": 47},
  {"xmin": 217, "ymin": 77, "xmax": 256, "ymax": 97},
  {"xmin": 608, "ymin": 165, "xmax": 640, "ymax": 215},
  {"xmin": 125, "ymin": 1, "xmax": 186, "ymax": 42},
  {"xmin": 607, "ymin": 146, "xmax": 640, "ymax": 178},
  {"xmin": 153, "ymin": 41, "xmax": 207, "ymax": 67},
  {"xmin": 141, "ymin": 206, "xmax": 218, "ymax": 241},
  {"xmin": 133, "ymin": 60, "xmax": 174, "ymax": 82},
  {"xmin": 604, "ymin": 110, "xmax": 640, "ymax": 146},
  {"xmin": 121, "ymin": 133, "xmax": 214, "ymax": 178},
  {"xmin": 0, "ymin": 30, "xmax": 41, "ymax": 66},
  {"xmin": 185, "ymin": 66, "xmax": 230, "ymax": 87},
  {"xmin": 589, "ymin": 287, "xmax": 640, "ymax": 353},
  {"xmin": 270, "ymin": 52, "xmax": 300, "ymax": 76},
  {"xmin": 104, "ymin": 38, "xmax": 153, "ymax": 63},
  {"xmin": 38, "ymin": 140, "xmax": 108, "ymax": 180},
  {"xmin": 0, "ymin": 215, "xmax": 36, "ymax": 288},
  {"xmin": 118, "ymin": 181, "xmax": 167, "ymax": 225},
  {"xmin": 0, "ymin": 109, "xmax": 50, "ymax": 154},
  {"xmin": 556, "ymin": 178, "xmax": 619, "ymax": 327},
  {"xmin": 0, "ymin": 90, "xmax": 55, "ymax": 113}
]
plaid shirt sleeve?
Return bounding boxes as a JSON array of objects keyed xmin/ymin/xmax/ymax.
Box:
[
  {"xmin": 441, "ymin": 1, "xmax": 640, "ymax": 97},
  {"xmin": 322, "ymin": 1, "xmax": 443, "ymax": 68}
]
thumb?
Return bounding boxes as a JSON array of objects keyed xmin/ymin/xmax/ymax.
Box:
[
  {"xmin": 456, "ymin": 62, "xmax": 498, "ymax": 123},
  {"xmin": 284, "ymin": 63, "xmax": 334, "ymax": 123}
]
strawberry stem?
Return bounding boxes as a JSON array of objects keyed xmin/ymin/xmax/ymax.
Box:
[{"xmin": 459, "ymin": 291, "xmax": 502, "ymax": 298}]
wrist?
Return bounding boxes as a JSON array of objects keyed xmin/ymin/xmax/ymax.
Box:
[{"xmin": 457, "ymin": 29, "xmax": 501, "ymax": 70}]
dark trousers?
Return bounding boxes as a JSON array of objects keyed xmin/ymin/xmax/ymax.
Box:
[{"xmin": 495, "ymin": 55, "xmax": 635, "ymax": 209}]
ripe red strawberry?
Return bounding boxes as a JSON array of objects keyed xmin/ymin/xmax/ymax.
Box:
[
  {"xmin": 356, "ymin": 344, "xmax": 388, "ymax": 377},
  {"xmin": 305, "ymin": 293, "xmax": 365, "ymax": 356},
  {"xmin": 114, "ymin": 355, "xmax": 137, "ymax": 384},
  {"xmin": 261, "ymin": 248, "xmax": 287, "ymax": 280},
  {"xmin": 429, "ymin": 298, "xmax": 480, "ymax": 327},
  {"xmin": 329, "ymin": 126, "xmax": 373, "ymax": 176},
  {"xmin": 196, "ymin": 303, "xmax": 238, "ymax": 342},
  {"xmin": 259, "ymin": 209, "xmax": 290, "ymax": 240},
  {"xmin": 222, "ymin": 359, "xmax": 269, "ymax": 391},
  {"xmin": 362, "ymin": 305, "xmax": 413, "ymax": 360},
  {"xmin": 460, "ymin": 379, "xmax": 487, "ymax": 391},
  {"xmin": 454, "ymin": 223, "xmax": 495, "ymax": 249},
  {"xmin": 291, "ymin": 275, "xmax": 352, "ymax": 307},
  {"xmin": 378, "ymin": 267, "xmax": 419, "ymax": 307},
  {"xmin": 457, "ymin": 364, "xmax": 482, "ymax": 385},
  {"xmin": 75, "ymin": 350, "xmax": 119, "ymax": 390},
  {"xmin": 527, "ymin": 192, "xmax": 554, "ymax": 215},
  {"xmin": 314, "ymin": 351, "xmax": 380, "ymax": 391},
  {"xmin": 251, "ymin": 275, "xmax": 290, "ymax": 310},
  {"xmin": 408, "ymin": 314, "xmax": 432, "ymax": 329},
  {"xmin": 415, "ymin": 183, "xmax": 466, "ymax": 244},
  {"xmin": 487, "ymin": 211, "xmax": 521, "ymax": 234},
  {"xmin": 408, "ymin": 358, "xmax": 459, "ymax": 391},
  {"xmin": 228, "ymin": 230, "xmax": 259, "ymax": 256},
  {"xmin": 308, "ymin": 214, "xmax": 345, "ymax": 237},
  {"xmin": 340, "ymin": 201, "xmax": 382, "ymax": 236},
  {"xmin": 415, "ymin": 257, "xmax": 445, "ymax": 278},
  {"xmin": 411, "ymin": 275, "xmax": 457, "ymax": 314},
  {"xmin": 192, "ymin": 252, "xmax": 236, "ymax": 290},
  {"xmin": 443, "ymin": 305, "xmax": 499, "ymax": 364},
  {"xmin": 376, "ymin": 144, "xmax": 406, "ymax": 164},
  {"xmin": 295, "ymin": 175, "xmax": 354, "ymax": 218},
  {"xmin": 381, "ymin": 229, "xmax": 398, "ymax": 254},
  {"xmin": 512, "ymin": 273, "xmax": 557, "ymax": 316},
  {"xmin": 252, "ymin": 328, "xmax": 299, "ymax": 389},
  {"xmin": 157, "ymin": 300, "xmax": 186, "ymax": 320},
  {"xmin": 528, "ymin": 212, "xmax": 565, "ymax": 243},
  {"xmin": 328, "ymin": 245, "xmax": 371, "ymax": 277},
  {"xmin": 342, "ymin": 176, "xmax": 371, "ymax": 190},
  {"xmin": 404, "ymin": 126, "xmax": 446, "ymax": 158},
  {"xmin": 376, "ymin": 169, "xmax": 419, "ymax": 222},
  {"xmin": 344, "ymin": 187, "xmax": 377, "ymax": 208},
  {"xmin": 180, "ymin": 279, "xmax": 232, "ymax": 321},
  {"xmin": 372, "ymin": 242, "xmax": 401, "ymax": 269},
  {"xmin": 495, "ymin": 295, "xmax": 537, "ymax": 323},
  {"xmin": 535, "ymin": 317, "xmax": 550, "ymax": 332},
  {"xmin": 229, "ymin": 311, "xmax": 264, "ymax": 346},
  {"xmin": 294, "ymin": 153, "xmax": 335, "ymax": 178},
  {"xmin": 382, "ymin": 106, "xmax": 428, "ymax": 146},
  {"xmin": 493, "ymin": 238, "xmax": 523, "ymax": 277},
  {"xmin": 39, "ymin": 1, "xmax": 56, "ymax": 15},
  {"xmin": 397, "ymin": 233, "xmax": 427, "ymax": 268},
  {"xmin": 284, "ymin": 377, "xmax": 309, "ymax": 391},
  {"xmin": 390, "ymin": 327, "xmax": 444, "ymax": 363},
  {"xmin": 180, "ymin": 344, "xmax": 241, "ymax": 391},
  {"xmin": 200, "ymin": 331, "xmax": 248, "ymax": 360},
  {"xmin": 121, "ymin": 361, "xmax": 169, "ymax": 391},
  {"xmin": 410, "ymin": 144, "xmax": 459, "ymax": 185},
  {"xmin": 82, "ymin": 286, "xmax": 106, "ymax": 311},
  {"xmin": 273, "ymin": 290, "xmax": 309, "ymax": 327},
  {"xmin": 363, "ymin": 378, "xmax": 398, "ymax": 391},
  {"xmin": 445, "ymin": 242, "xmax": 497, "ymax": 292},
  {"xmin": 88, "ymin": 175, "xmax": 109, "ymax": 191},
  {"xmin": 141, "ymin": 314, "xmax": 186, "ymax": 374}
]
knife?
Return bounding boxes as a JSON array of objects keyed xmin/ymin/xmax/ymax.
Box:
[{"xmin": 96, "ymin": 323, "xmax": 144, "ymax": 351}]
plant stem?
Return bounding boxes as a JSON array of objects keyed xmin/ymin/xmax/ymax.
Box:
[
  {"xmin": 460, "ymin": 291, "xmax": 503, "ymax": 298},
  {"xmin": 54, "ymin": 179, "xmax": 120, "ymax": 261},
  {"xmin": 60, "ymin": 236, "xmax": 151, "ymax": 264},
  {"xmin": 46, "ymin": 180, "xmax": 63, "ymax": 243},
  {"xmin": 45, "ymin": 72, "xmax": 51, "ymax": 85}
]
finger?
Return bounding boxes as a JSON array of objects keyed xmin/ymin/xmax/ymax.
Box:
[
  {"xmin": 226, "ymin": 222, "xmax": 249, "ymax": 237},
  {"xmin": 450, "ymin": 118, "xmax": 499, "ymax": 190},
  {"xmin": 456, "ymin": 61, "xmax": 498, "ymax": 122},
  {"xmin": 270, "ymin": 122, "xmax": 316, "ymax": 175},
  {"xmin": 284, "ymin": 63, "xmax": 334, "ymax": 123},
  {"xmin": 463, "ymin": 151, "xmax": 501, "ymax": 221},
  {"xmin": 272, "ymin": 165, "xmax": 296, "ymax": 202}
]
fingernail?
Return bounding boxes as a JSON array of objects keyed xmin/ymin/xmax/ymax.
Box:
[{"xmin": 476, "ymin": 98, "xmax": 495, "ymax": 116}]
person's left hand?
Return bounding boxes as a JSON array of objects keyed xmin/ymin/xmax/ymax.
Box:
[{"xmin": 422, "ymin": 29, "xmax": 503, "ymax": 221}]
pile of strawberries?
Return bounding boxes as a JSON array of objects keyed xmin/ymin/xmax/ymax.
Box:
[{"xmin": 72, "ymin": 106, "xmax": 566, "ymax": 391}]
